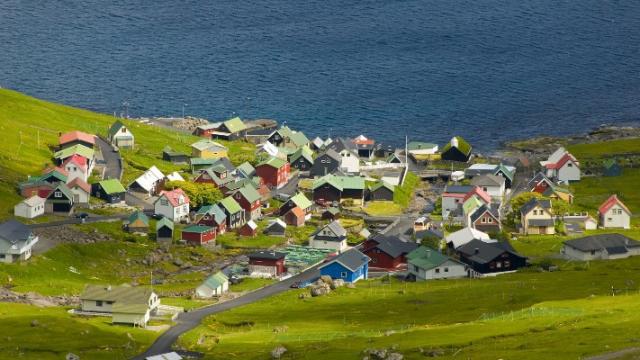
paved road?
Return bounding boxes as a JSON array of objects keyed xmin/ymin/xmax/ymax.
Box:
[
  {"xmin": 95, "ymin": 136, "xmax": 122, "ymax": 180},
  {"xmin": 134, "ymin": 266, "xmax": 322, "ymax": 359}
]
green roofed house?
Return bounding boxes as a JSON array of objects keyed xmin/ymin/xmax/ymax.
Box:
[
  {"xmin": 441, "ymin": 136, "xmax": 472, "ymax": 162},
  {"xmin": 212, "ymin": 117, "xmax": 247, "ymax": 140},
  {"xmin": 407, "ymin": 246, "xmax": 468, "ymax": 281},
  {"xmin": 53, "ymin": 144, "xmax": 95, "ymax": 165},
  {"xmin": 45, "ymin": 183, "xmax": 75, "ymax": 214},
  {"xmin": 288, "ymin": 145, "xmax": 314, "ymax": 171},
  {"xmin": 125, "ymin": 211, "xmax": 149, "ymax": 234},
  {"xmin": 268, "ymin": 126, "xmax": 310, "ymax": 149},
  {"xmin": 312, "ymin": 174, "xmax": 366, "ymax": 206},
  {"xmin": 603, "ymin": 159, "xmax": 622, "ymax": 177},
  {"xmin": 79, "ymin": 284, "xmax": 159, "ymax": 327},
  {"xmin": 236, "ymin": 161, "xmax": 256, "ymax": 179},
  {"xmin": 493, "ymin": 163, "xmax": 515, "ymax": 188},
  {"xmin": 196, "ymin": 271, "xmax": 229, "ymax": 298},
  {"xmin": 162, "ymin": 146, "xmax": 190, "ymax": 164},
  {"xmin": 155, "ymin": 217, "xmax": 174, "ymax": 246},
  {"xmin": 107, "ymin": 120, "xmax": 135, "ymax": 148},
  {"xmin": 231, "ymin": 185, "xmax": 262, "ymax": 220},
  {"xmin": 255, "ymin": 156, "xmax": 291, "ymax": 189},
  {"xmin": 219, "ymin": 196, "xmax": 245, "ymax": 229},
  {"xmin": 366, "ymin": 181, "xmax": 395, "ymax": 201},
  {"xmin": 280, "ymin": 192, "xmax": 313, "ymax": 216},
  {"xmin": 92, "ymin": 178, "xmax": 126, "ymax": 203}
]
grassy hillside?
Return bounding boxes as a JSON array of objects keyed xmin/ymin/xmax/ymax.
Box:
[
  {"xmin": 178, "ymin": 257, "xmax": 640, "ymax": 359},
  {"xmin": 0, "ymin": 89, "xmax": 255, "ymax": 217},
  {"xmin": 0, "ymin": 302, "xmax": 156, "ymax": 360}
]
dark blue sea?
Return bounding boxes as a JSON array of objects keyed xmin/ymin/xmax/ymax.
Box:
[{"xmin": 2, "ymin": 0, "xmax": 640, "ymax": 150}]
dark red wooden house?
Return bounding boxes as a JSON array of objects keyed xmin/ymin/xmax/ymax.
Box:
[
  {"xmin": 181, "ymin": 225, "xmax": 216, "ymax": 245},
  {"xmin": 361, "ymin": 235, "xmax": 419, "ymax": 270}
]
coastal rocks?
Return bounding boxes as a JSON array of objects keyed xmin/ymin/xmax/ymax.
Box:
[
  {"xmin": 271, "ymin": 345, "xmax": 287, "ymax": 359},
  {"xmin": 33, "ymin": 225, "xmax": 113, "ymax": 246},
  {"xmin": 171, "ymin": 117, "xmax": 209, "ymax": 132},
  {"xmin": 0, "ymin": 287, "xmax": 80, "ymax": 307},
  {"xmin": 66, "ymin": 353, "xmax": 80, "ymax": 360},
  {"xmin": 363, "ymin": 348, "xmax": 404, "ymax": 360}
]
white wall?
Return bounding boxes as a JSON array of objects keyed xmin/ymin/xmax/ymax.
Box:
[
  {"xmin": 601, "ymin": 205, "xmax": 631, "ymax": 229},
  {"xmin": 409, "ymin": 260, "xmax": 467, "ymax": 280},
  {"xmin": 558, "ymin": 161, "xmax": 581, "ymax": 182}
]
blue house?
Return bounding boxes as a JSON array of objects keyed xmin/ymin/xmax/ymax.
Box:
[{"xmin": 319, "ymin": 248, "xmax": 370, "ymax": 283}]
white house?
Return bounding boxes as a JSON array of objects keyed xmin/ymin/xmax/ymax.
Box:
[
  {"xmin": 445, "ymin": 227, "xmax": 493, "ymax": 249},
  {"xmin": 14, "ymin": 196, "xmax": 45, "ymax": 219},
  {"xmin": 562, "ymin": 234, "xmax": 640, "ymax": 261},
  {"xmin": 67, "ymin": 178, "xmax": 91, "ymax": 204},
  {"xmin": 338, "ymin": 149, "xmax": 360, "ymax": 174},
  {"xmin": 520, "ymin": 198, "xmax": 555, "ymax": 235},
  {"xmin": 598, "ymin": 195, "xmax": 631, "ymax": 229},
  {"xmin": 62, "ymin": 154, "xmax": 90, "ymax": 182},
  {"xmin": 308, "ymin": 220, "xmax": 348, "ymax": 252},
  {"xmin": 129, "ymin": 166, "xmax": 165, "ymax": 196},
  {"xmin": 154, "ymin": 189, "xmax": 190, "ymax": 222},
  {"xmin": 471, "ymin": 174, "xmax": 506, "ymax": 204},
  {"xmin": 540, "ymin": 147, "xmax": 580, "ymax": 183},
  {"xmin": 407, "ymin": 246, "xmax": 468, "ymax": 280},
  {"xmin": 108, "ymin": 120, "xmax": 135, "ymax": 148},
  {"xmin": 195, "ymin": 272, "xmax": 229, "ymax": 298},
  {"xmin": 0, "ymin": 220, "xmax": 39, "ymax": 263}
]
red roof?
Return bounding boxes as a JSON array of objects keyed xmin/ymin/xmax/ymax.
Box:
[
  {"xmin": 59, "ymin": 131, "xmax": 96, "ymax": 146},
  {"xmin": 42, "ymin": 166, "xmax": 69, "ymax": 177},
  {"xmin": 63, "ymin": 154, "xmax": 88, "ymax": 170},
  {"xmin": 159, "ymin": 188, "xmax": 190, "ymax": 207},
  {"xmin": 544, "ymin": 153, "xmax": 578, "ymax": 170},
  {"xmin": 463, "ymin": 186, "xmax": 492, "ymax": 204},
  {"xmin": 287, "ymin": 206, "xmax": 305, "ymax": 218},
  {"xmin": 598, "ymin": 195, "xmax": 630, "ymax": 215},
  {"xmin": 442, "ymin": 192, "xmax": 467, "ymax": 199},
  {"xmin": 67, "ymin": 177, "xmax": 91, "ymax": 193}
]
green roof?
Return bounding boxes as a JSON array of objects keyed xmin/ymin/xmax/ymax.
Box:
[
  {"xmin": 325, "ymin": 207, "xmax": 340, "ymax": 215},
  {"xmin": 407, "ymin": 247, "xmax": 454, "ymax": 270},
  {"xmin": 196, "ymin": 204, "xmax": 227, "ymax": 224},
  {"xmin": 289, "ymin": 146, "xmax": 314, "ymax": 164},
  {"xmin": 98, "ymin": 179, "xmax": 126, "ymax": 194},
  {"xmin": 368, "ymin": 181, "xmax": 395, "ymax": 193},
  {"xmin": 312, "ymin": 174, "xmax": 365, "ymax": 191},
  {"xmin": 163, "ymin": 146, "xmax": 186, "ymax": 156},
  {"xmin": 494, "ymin": 163, "xmax": 514, "ymax": 182},
  {"xmin": 41, "ymin": 169, "xmax": 68, "ymax": 183},
  {"xmin": 463, "ymin": 195, "xmax": 482, "ymax": 214},
  {"xmin": 275, "ymin": 126, "xmax": 294, "ymax": 139},
  {"xmin": 407, "ymin": 142, "xmax": 438, "ymax": 151},
  {"xmin": 53, "ymin": 144, "xmax": 94, "ymax": 160},
  {"xmin": 290, "ymin": 131, "xmax": 310, "ymax": 147},
  {"xmin": 191, "ymin": 139, "xmax": 227, "ymax": 151},
  {"xmin": 223, "ymin": 117, "xmax": 247, "ymax": 133},
  {"xmin": 219, "ymin": 196, "xmax": 242, "ymax": 214},
  {"xmin": 156, "ymin": 217, "xmax": 174, "ymax": 231},
  {"xmin": 183, "ymin": 225, "xmax": 214, "ymax": 234},
  {"xmin": 238, "ymin": 185, "xmax": 261, "ymax": 203},
  {"xmin": 52, "ymin": 183, "xmax": 74, "ymax": 200},
  {"xmin": 108, "ymin": 120, "xmax": 125, "ymax": 138},
  {"xmin": 190, "ymin": 157, "xmax": 218, "ymax": 166},
  {"xmin": 258, "ymin": 156, "xmax": 287, "ymax": 169},
  {"xmin": 603, "ymin": 159, "xmax": 618, "ymax": 169},
  {"xmin": 201, "ymin": 271, "xmax": 228, "ymax": 289},
  {"xmin": 236, "ymin": 162, "xmax": 256, "ymax": 177},
  {"xmin": 128, "ymin": 211, "xmax": 149, "ymax": 225},
  {"xmin": 289, "ymin": 192, "xmax": 312, "ymax": 210},
  {"xmin": 442, "ymin": 136, "xmax": 472, "ymax": 156}
]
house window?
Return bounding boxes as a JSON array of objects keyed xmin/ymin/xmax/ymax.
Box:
[
  {"xmin": 160, "ymin": 199, "xmax": 168, "ymax": 206},
  {"xmin": 487, "ymin": 217, "xmax": 493, "ymax": 223},
  {"xmin": 54, "ymin": 191, "xmax": 62, "ymax": 198},
  {"xmin": 591, "ymin": 250, "xmax": 596, "ymax": 255},
  {"xmin": 340, "ymin": 272, "xmax": 347, "ymax": 278},
  {"xmin": 481, "ymin": 218, "xmax": 487, "ymax": 223},
  {"xmin": 435, "ymin": 268, "xmax": 440, "ymax": 273},
  {"xmin": 496, "ymin": 262, "xmax": 502, "ymax": 269},
  {"xmin": 413, "ymin": 265, "xmax": 418, "ymax": 272},
  {"xmin": 106, "ymin": 301, "xmax": 114, "ymax": 305},
  {"xmin": 444, "ymin": 267, "xmax": 449, "ymax": 272},
  {"xmin": 567, "ymin": 163, "xmax": 572, "ymax": 167},
  {"xmin": 96, "ymin": 301, "xmax": 103, "ymax": 307},
  {"xmin": 532, "ymin": 210, "xmax": 537, "ymax": 215},
  {"xmin": 504, "ymin": 261, "xmax": 510, "ymax": 268}
]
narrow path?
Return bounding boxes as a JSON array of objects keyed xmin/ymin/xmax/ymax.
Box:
[
  {"xmin": 585, "ymin": 347, "xmax": 640, "ymax": 360},
  {"xmin": 133, "ymin": 266, "xmax": 321, "ymax": 359},
  {"xmin": 95, "ymin": 136, "xmax": 122, "ymax": 180}
]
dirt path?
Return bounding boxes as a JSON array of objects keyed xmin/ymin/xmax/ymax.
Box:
[{"xmin": 585, "ymin": 347, "xmax": 640, "ymax": 360}]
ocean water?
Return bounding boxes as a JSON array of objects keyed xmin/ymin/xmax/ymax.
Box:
[{"xmin": 1, "ymin": 0, "xmax": 640, "ymax": 150}]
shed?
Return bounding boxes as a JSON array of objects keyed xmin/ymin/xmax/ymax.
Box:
[
  {"xmin": 264, "ymin": 219, "xmax": 287, "ymax": 237},
  {"xmin": 195, "ymin": 272, "xmax": 229, "ymax": 298},
  {"xmin": 14, "ymin": 196, "xmax": 45, "ymax": 219},
  {"xmin": 181, "ymin": 225, "xmax": 216, "ymax": 246},
  {"xmin": 603, "ymin": 159, "xmax": 622, "ymax": 177},
  {"xmin": 125, "ymin": 211, "xmax": 149, "ymax": 234},
  {"xmin": 155, "ymin": 217, "xmax": 174, "ymax": 246},
  {"xmin": 319, "ymin": 248, "xmax": 370, "ymax": 283},
  {"xmin": 238, "ymin": 220, "xmax": 258, "ymax": 237},
  {"xmin": 284, "ymin": 206, "xmax": 306, "ymax": 227}
]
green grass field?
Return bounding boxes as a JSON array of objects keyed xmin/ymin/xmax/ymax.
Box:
[
  {"xmin": 363, "ymin": 201, "xmax": 403, "ymax": 216},
  {"xmin": 178, "ymin": 256, "xmax": 640, "ymax": 359},
  {"xmin": 568, "ymin": 137, "xmax": 640, "ymax": 161},
  {"xmin": 0, "ymin": 302, "xmax": 156, "ymax": 359}
]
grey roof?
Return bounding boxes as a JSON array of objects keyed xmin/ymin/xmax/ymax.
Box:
[
  {"xmin": 563, "ymin": 234, "xmax": 640, "ymax": 253},
  {"xmin": 368, "ymin": 235, "xmax": 419, "ymax": 258},
  {"xmin": 471, "ymin": 174, "xmax": 505, "ymax": 187},
  {"xmin": 0, "ymin": 220, "xmax": 33, "ymax": 244},
  {"xmin": 319, "ymin": 148, "xmax": 341, "ymax": 162},
  {"xmin": 470, "ymin": 205, "xmax": 499, "ymax": 224},
  {"xmin": 319, "ymin": 248, "xmax": 370, "ymax": 272},
  {"xmin": 311, "ymin": 220, "xmax": 347, "ymax": 239},
  {"xmin": 328, "ymin": 137, "xmax": 358, "ymax": 153},
  {"xmin": 527, "ymin": 172, "xmax": 553, "ymax": 189},
  {"xmin": 444, "ymin": 185, "xmax": 474, "ymax": 194},
  {"xmin": 520, "ymin": 198, "xmax": 552, "ymax": 216},
  {"xmin": 528, "ymin": 219, "xmax": 555, "ymax": 227},
  {"xmin": 457, "ymin": 239, "xmax": 524, "ymax": 264}
]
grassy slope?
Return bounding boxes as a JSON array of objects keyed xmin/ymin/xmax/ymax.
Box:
[
  {"xmin": 178, "ymin": 257, "xmax": 640, "ymax": 359},
  {"xmin": 0, "ymin": 89, "xmax": 255, "ymax": 217},
  {"xmin": 568, "ymin": 137, "xmax": 640, "ymax": 161},
  {"xmin": 0, "ymin": 302, "xmax": 156, "ymax": 359}
]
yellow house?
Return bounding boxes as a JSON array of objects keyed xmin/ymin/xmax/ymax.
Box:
[
  {"xmin": 191, "ymin": 139, "xmax": 228, "ymax": 159},
  {"xmin": 520, "ymin": 198, "xmax": 555, "ymax": 235}
]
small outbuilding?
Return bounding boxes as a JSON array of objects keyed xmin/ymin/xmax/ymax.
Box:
[
  {"xmin": 0, "ymin": 220, "xmax": 39, "ymax": 263},
  {"xmin": 181, "ymin": 225, "xmax": 216, "ymax": 246},
  {"xmin": 238, "ymin": 220, "xmax": 258, "ymax": 237},
  {"xmin": 125, "ymin": 211, "xmax": 149, "ymax": 234},
  {"xmin": 155, "ymin": 218, "xmax": 174, "ymax": 246},
  {"xmin": 284, "ymin": 207, "xmax": 306, "ymax": 227},
  {"xmin": 14, "ymin": 196, "xmax": 45, "ymax": 219},
  {"xmin": 562, "ymin": 234, "xmax": 640, "ymax": 261},
  {"xmin": 196, "ymin": 272, "xmax": 229, "ymax": 298},
  {"xmin": 264, "ymin": 219, "xmax": 287, "ymax": 237},
  {"xmin": 248, "ymin": 251, "xmax": 287, "ymax": 277},
  {"xmin": 92, "ymin": 179, "xmax": 126, "ymax": 203}
]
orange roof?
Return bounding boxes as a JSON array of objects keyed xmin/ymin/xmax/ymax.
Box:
[
  {"xmin": 598, "ymin": 195, "xmax": 630, "ymax": 215},
  {"xmin": 67, "ymin": 177, "xmax": 91, "ymax": 193},
  {"xmin": 463, "ymin": 186, "xmax": 491, "ymax": 204},
  {"xmin": 544, "ymin": 153, "xmax": 578, "ymax": 170},
  {"xmin": 159, "ymin": 188, "xmax": 190, "ymax": 207},
  {"xmin": 42, "ymin": 166, "xmax": 69, "ymax": 177},
  {"xmin": 59, "ymin": 131, "xmax": 96, "ymax": 146},
  {"xmin": 287, "ymin": 206, "xmax": 305, "ymax": 218}
]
